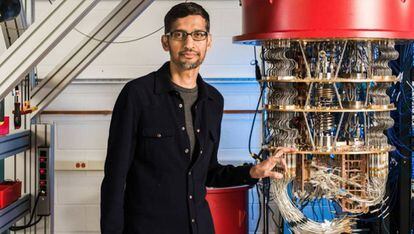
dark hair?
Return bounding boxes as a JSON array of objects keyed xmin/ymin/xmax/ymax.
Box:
[{"xmin": 164, "ymin": 2, "xmax": 210, "ymax": 34}]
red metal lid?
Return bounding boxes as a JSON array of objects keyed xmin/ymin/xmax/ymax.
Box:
[{"xmin": 233, "ymin": 0, "xmax": 414, "ymax": 44}]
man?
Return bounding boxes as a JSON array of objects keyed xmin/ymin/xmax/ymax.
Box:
[{"xmin": 101, "ymin": 2, "xmax": 293, "ymax": 234}]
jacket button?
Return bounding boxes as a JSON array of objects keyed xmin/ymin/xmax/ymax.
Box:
[
  {"xmin": 156, "ymin": 133, "xmax": 162, "ymax": 138},
  {"xmin": 191, "ymin": 219, "xmax": 195, "ymax": 223},
  {"xmin": 196, "ymin": 129, "xmax": 200, "ymax": 133},
  {"xmin": 179, "ymin": 103, "xmax": 183, "ymax": 108},
  {"xmin": 181, "ymin": 126, "xmax": 186, "ymax": 131},
  {"xmin": 189, "ymin": 195, "xmax": 193, "ymax": 199},
  {"xmin": 188, "ymin": 171, "xmax": 192, "ymax": 176},
  {"xmin": 184, "ymin": 148, "xmax": 189, "ymax": 154},
  {"xmin": 200, "ymin": 150, "xmax": 203, "ymax": 155}
]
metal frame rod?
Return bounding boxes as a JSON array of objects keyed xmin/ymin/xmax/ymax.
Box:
[
  {"xmin": 0, "ymin": 0, "xmax": 100, "ymax": 100},
  {"xmin": 30, "ymin": 0, "xmax": 155, "ymax": 118}
]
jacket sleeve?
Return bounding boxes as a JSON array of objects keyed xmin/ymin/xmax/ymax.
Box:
[
  {"xmin": 101, "ymin": 83, "xmax": 140, "ymax": 233},
  {"xmin": 205, "ymin": 101, "xmax": 258, "ymax": 188}
]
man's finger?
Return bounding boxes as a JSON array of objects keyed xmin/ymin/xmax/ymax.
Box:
[
  {"xmin": 273, "ymin": 147, "xmax": 295, "ymax": 158},
  {"xmin": 267, "ymin": 155, "xmax": 279, "ymax": 164},
  {"xmin": 280, "ymin": 157, "xmax": 288, "ymax": 171},
  {"xmin": 274, "ymin": 146, "xmax": 296, "ymax": 152},
  {"xmin": 268, "ymin": 171, "xmax": 284, "ymax": 180}
]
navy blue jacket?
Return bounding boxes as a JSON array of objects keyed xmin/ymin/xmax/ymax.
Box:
[{"xmin": 101, "ymin": 62, "xmax": 257, "ymax": 234}]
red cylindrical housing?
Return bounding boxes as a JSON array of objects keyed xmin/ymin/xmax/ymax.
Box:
[{"xmin": 234, "ymin": 0, "xmax": 414, "ymax": 43}]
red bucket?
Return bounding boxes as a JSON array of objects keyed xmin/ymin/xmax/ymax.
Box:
[{"xmin": 206, "ymin": 185, "xmax": 251, "ymax": 234}]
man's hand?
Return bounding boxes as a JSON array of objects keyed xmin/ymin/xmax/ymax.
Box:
[{"xmin": 249, "ymin": 147, "xmax": 295, "ymax": 180}]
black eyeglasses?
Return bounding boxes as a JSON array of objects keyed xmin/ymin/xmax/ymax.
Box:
[{"xmin": 166, "ymin": 30, "xmax": 208, "ymax": 41}]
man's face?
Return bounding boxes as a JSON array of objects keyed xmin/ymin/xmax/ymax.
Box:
[{"xmin": 162, "ymin": 15, "xmax": 212, "ymax": 70}]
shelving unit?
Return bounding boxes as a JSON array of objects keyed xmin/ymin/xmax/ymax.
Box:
[
  {"xmin": 0, "ymin": 130, "xmax": 30, "ymax": 160},
  {"xmin": 0, "ymin": 194, "xmax": 31, "ymax": 232}
]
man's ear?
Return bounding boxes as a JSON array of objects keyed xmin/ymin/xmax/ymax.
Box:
[
  {"xmin": 161, "ymin": 35, "xmax": 170, "ymax": 52},
  {"xmin": 206, "ymin": 34, "xmax": 212, "ymax": 50}
]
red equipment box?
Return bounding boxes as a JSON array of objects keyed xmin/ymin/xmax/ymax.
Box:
[
  {"xmin": 0, "ymin": 180, "xmax": 22, "ymax": 209},
  {"xmin": 0, "ymin": 116, "xmax": 9, "ymax": 136}
]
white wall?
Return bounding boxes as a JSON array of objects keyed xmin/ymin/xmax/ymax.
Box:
[
  {"xmin": 6, "ymin": 0, "xmax": 264, "ymax": 233},
  {"xmin": 36, "ymin": 0, "xmax": 255, "ymax": 79}
]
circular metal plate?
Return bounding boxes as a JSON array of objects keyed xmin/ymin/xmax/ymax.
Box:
[
  {"xmin": 261, "ymin": 76, "xmax": 398, "ymax": 83},
  {"xmin": 267, "ymin": 145, "xmax": 395, "ymax": 155},
  {"xmin": 265, "ymin": 104, "xmax": 396, "ymax": 113}
]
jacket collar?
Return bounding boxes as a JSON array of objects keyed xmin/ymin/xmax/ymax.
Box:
[{"xmin": 154, "ymin": 62, "xmax": 213, "ymax": 101}]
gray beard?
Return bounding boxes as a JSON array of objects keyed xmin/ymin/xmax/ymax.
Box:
[
  {"xmin": 170, "ymin": 48, "xmax": 206, "ymax": 70},
  {"xmin": 178, "ymin": 61, "xmax": 201, "ymax": 70}
]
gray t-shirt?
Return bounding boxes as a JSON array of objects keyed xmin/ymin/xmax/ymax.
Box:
[{"xmin": 171, "ymin": 82, "xmax": 198, "ymax": 158}]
